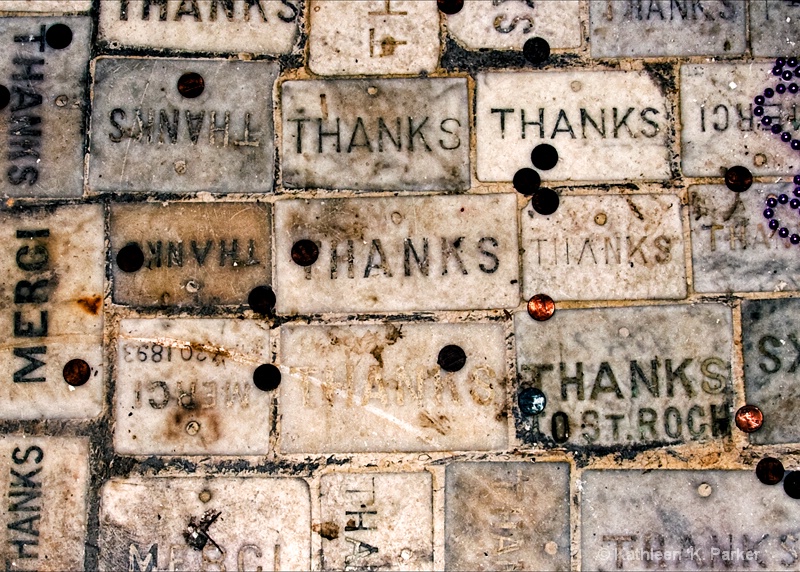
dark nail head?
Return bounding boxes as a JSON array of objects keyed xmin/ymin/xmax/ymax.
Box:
[
  {"xmin": 0, "ymin": 85, "xmax": 9, "ymax": 111},
  {"xmin": 116, "ymin": 243, "xmax": 144, "ymax": 273},
  {"xmin": 518, "ymin": 387, "xmax": 546, "ymax": 416},
  {"xmin": 531, "ymin": 144, "xmax": 558, "ymax": 170},
  {"xmin": 291, "ymin": 239, "xmax": 319, "ymax": 266},
  {"xmin": 248, "ymin": 286, "xmax": 276, "ymax": 314},
  {"xmin": 63, "ymin": 359, "xmax": 90, "ymax": 386},
  {"xmin": 725, "ymin": 165, "xmax": 753, "ymax": 192},
  {"xmin": 46, "ymin": 24, "xmax": 72, "ymax": 49},
  {"xmin": 437, "ymin": 344, "xmax": 466, "ymax": 372},
  {"xmin": 756, "ymin": 457, "xmax": 785, "ymax": 485},
  {"xmin": 513, "ymin": 168, "xmax": 541, "ymax": 195},
  {"xmin": 531, "ymin": 188, "xmax": 560, "ymax": 216},
  {"xmin": 523, "ymin": 37, "xmax": 550, "ymax": 65},
  {"xmin": 784, "ymin": 472, "xmax": 800, "ymax": 499},
  {"xmin": 437, "ymin": 0, "xmax": 464, "ymax": 14},
  {"xmin": 253, "ymin": 364, "xmax": 281, "ymax": 391},
  {"xmin": 178, "ymin": 72, "xmax": 205, "ymax": 98}
]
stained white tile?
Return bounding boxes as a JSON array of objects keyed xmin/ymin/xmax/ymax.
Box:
[{"xmin": 751, "ymin": 0, "xmax": 800, "ymax": 57}]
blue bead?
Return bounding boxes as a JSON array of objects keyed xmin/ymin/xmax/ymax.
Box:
[
  {"xmin": 774, "ymin": 66, "xmax": 784, "ymax": 76},
  {"xmin": 790, "ymin": 57, "xmax": 799, "ymax": 67},
  {"xmin": 777, "ymin": 83, "xmax": 787, "ymax": 94},
  {"xmin": 755, "ymin": 95, "xmax": 765, "ymax": 105},
  {"xmin": 765, "ymin": 88, "xmax": 775, "ymax": 98},
  {"xmin": 783, "ymin": 132, "xmax": 792, "ymax": 142},
  {"xmin": 784, "ymin": 70, "xmax": 795, "ymax": 81},
  {"xmin": 779, "ymin": 194, "xmax": 789, "ymax": 204},
  {"xmin": 770, "ymin": 219, "xmax": 780, "ymax": 230},
  {"xmin": 767, "ymin": 197, "xmax": 779, "ymax": 207},
  {"xmin": 780, "ymin": 227, "xmax": 790, "ymax": 238},
  {"xmin": 795, "ymin": 175, "xmax": 800, "ymax": 185},
  {"xmin": 773, "ymin": 124, "xmax": 783, "ymax": 134},
  {"xmin": 792, "ymin": 234, "xmax": 800, "ymax": 245},
  {"xmin": 762, "ymin": 116, "xmax": 772, "ymax": 126},
  {"xmin": 793, "ymin": 140, "xmax": 800, "ymax": 151},
  {"xmin": 790, "ymin": 83, "xmax": 800, "ymax": 94},
  {"xmin": 765, "ymin": 208, "xmax": 775, "ymax": 218},
  {"xmin": 754, "ymin": 106, "xmax": 764, "ymax": 116},
  {"xmin": 791, "ymin": 199, "xmax": 800, "ymax": 209}
]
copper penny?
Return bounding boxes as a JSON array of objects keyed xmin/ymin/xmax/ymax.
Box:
[
  {"xmin": 527, "ymin": 294, "xmax": 555, "ymax": 321},
  {"xmin": 735, "ymin": 404, "xmax": 763, "ymax": 433}
]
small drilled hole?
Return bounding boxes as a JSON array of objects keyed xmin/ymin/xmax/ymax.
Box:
[
  {"xmin": 253, "ymin": 364, "xmax": 281, "ymax": 391},
  {"xmin": 0, "ymin": 85, "xmax": 10, "ymax": 111},
  {"xmin": 46, "ymin": 24, "xmax": 72, "ymax": 50},
  {"xmin": 756, "ymin": 457, "xmax": 784, "ymax": 485},
  {"xmin": 725, "ymin": 165, "xmax": 753, "ymax": 192},
  {"xmin": 291, "ymin": 239, "xmax": 319, "ymax": 266},
  {"xmin": 531, "ymin": 144, "xmax": 559, "ymax": 170},
  {"xmin": 437, "ymin": 0, "xmax": 464, "ymax": 14},
  {"xmin": 248, "ymin": 285, "xmax": 276, "ymax": 314},
  {"xmin": 116, "ymin": 243, "xmax": 144, "ymax": 273},
  {"xmin": 531, "ymin": 188, "xmax": 560, "ymax": 216},
  {"xmin": 177, "ymin": 72, "xmax": 205, "ymax": 99},
  {"xmin": 513, "ymin": 168, "xmax": 541, "ymax": 196},
  {"xmin": 437, "ymin": 345, "xmax": 466, "ymax": 372},
  {"xmin": 523, "ymin": 37, "xmax": 550, "ymax": 65},
  {"xmin": 518, "ymin": 387, "xmax": 546, "ymax": 416},
  {"xmin": 63, "ymin": 359, "xmax": 90, "ymax": 386}
]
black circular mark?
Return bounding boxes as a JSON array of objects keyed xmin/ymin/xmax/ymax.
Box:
[
  {"xmin": 531, "ymin": 188, "xmax": 560, "ymax": 216},
  {"xmin": 725, "ymin": 165, "xmax": 753, "ymax": 192},
  {"xmin": 531, "ymin": 143, "xmax": 559, "ymax": 170},
  {"xmin": 253, "ymin": 364, "xmax": 281, "ymax": 391},
  {"xmin": 248, "ymin": 285, "xmax": 276, "ymax": 314},
  {"xmin": 522, "ymin": 37, "xmax": 550, "ymax": 65},
  {"xmin": 116, "ymin": 243, "xmax": 144, "ymax": 273},
  {"xmin": 785, "ymin": 472, "xmax": 800, "ymax": 499},
  {"xmin": 513, "ymin": 168, "xmax": 541, "ymax": 196},
  {"xmin": 46, "ymin": 24, "xmax": 72, "ymax": 49},
  {"xmin": 0, "ymin": 85, "xmax": 10, "ymax": 111},
  {"xmin": 63, "ymin": 359, "xmax": 90, "ymax": 387},
  {"xmin": 756, "ymin": 457, "xmax": 785, "ymax": 485},
  {"xmin": 291, "ymin": 239, "xmax": 319, "ymax": 266},
  {"xmin": 177, "ymin": 72, "xmax": 205, "ymax": 99},
  {"xmin": 518, "ymin": 387, "xmax": 546, "ymax": 416},
  {"xmin": 437, "ymin": 344, "xmax": 467, "ymax": 372},
  {"xmin": 437, "ymin": 0, "xmax": 463, "ymax": 14}
]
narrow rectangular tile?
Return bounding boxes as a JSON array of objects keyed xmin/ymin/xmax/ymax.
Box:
[
  {"xmin": 522, "ymin": 194, "xmax": 686, "ymax": 301},
  {"xmin": 0, "ymin": 205, "xmax": 104, "ymax": 419},
  {"xmin": 99, "ymin": 477, "xmax": 310, "ymax": 571},
  {"xmin": 0, "ymin": 1, "xmax": 90, "ymax": 12},
  {"xmin": 274, "ymin": 194, "xmax": 519, "ymax": 314},
  {"xmin": 115, "ymin": 318, "xmax": 272, "ymax": 455},
  {"xmin": 515, "ymin": 304, "xmax": 733, "ymax": 448},
  {"xmin": 477, "ymin": 71, "xmax": 671, "ymax": 182},
  {"xmin": 281, "ymin": 78, "xmax": 470, "ymax": 191},
  {"xmin": 89, "ymin": 58, "xmax": 278, "ymax": 193},
  {"xmin": 280, "ymin": 322, "xmax": 508, "ymax": 453},
  {"xmin": 98, "ymin": 0, "xmax": 300, "ymax": 53}
]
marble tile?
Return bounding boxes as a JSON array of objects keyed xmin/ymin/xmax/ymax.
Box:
[
  {"xmin": 751, "ymin": 0, "xmax": 800, "ymax": 57},
  {"xmin": 0, "ymin": 1, "xmax": 90, "ymax": 12}
]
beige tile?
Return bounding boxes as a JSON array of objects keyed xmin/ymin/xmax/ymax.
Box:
[{"xmin": 0, "ymin": 1, "xmax": 90, "ymax": 12}]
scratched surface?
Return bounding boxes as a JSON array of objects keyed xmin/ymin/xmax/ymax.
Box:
[{"xmin": 0, "ymin": 1, "xmax": 799, "ymax": 571}]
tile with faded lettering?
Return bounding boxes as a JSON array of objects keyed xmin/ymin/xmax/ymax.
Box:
[
  {"xmin": 308, "ymin": 0, "xmax": 439, "ymax": 76},
  {"xmin": 320, "ymin": 472, "xmax": 432, "ymax": 571},
  {"xmin": 445, "ymin": 462, "xmax": 570, "ymax": 571},
  {"xmin": 98, "ymin": 0, "xmax": 300, "ymax": 54},
  {"xmin": 0, "ymin": 437, "xmax": 89, "ymax": 571},
  {"xmin": 742, "ymin": 298, "xmax": 800, "ymax": 444},
  {"xmin": 477, "ymin": 71, "xmax": 670, "ymax": 182},
  {"xmin": 582, "ymin": 470, "xmax": 800, "ymax": 571},
  {"xmin": 681, "ymin": 64, "xmax": 799, "ymax": 177},
  {"xmin": 0, "ymin": 1, "xmax": 90, "ymax": 12},
  {"xmin": 515, "ymin": 304, "xmax": 733, "ymax": 448},
  {"xmin": 0, "ymin": 16, "xmax": 90, "ymax": 197},
  {"xmin": 99, "ymin": 477, "xmax": 310, "ymax": 571},
  {"xmin": 0, "ymin": 205, "xmax": 103, "ymax": 419},
  {"xmin": 751, "ymin": 0, "xmax": 800, "ymax": 57},
  {"xmin": 274, "ymin": 194, "xmax": 518, "ymax": 314},
  {"xmin": 445, "ymin": 0, "xmax": 580, "ymax": 50},
  {"xmin": 110, "ymin": 203, "xmax": 271, "ymax": 307},
  {"xmin": 115, "ymin": 319, "xmax": 272, "ymax": 455},
  {"xmin": 690, "ymin": 184, "xmax": 800, "ymax": 293},
  {"xmin": 522, "ymin": 194, "xmax": 686, "ymax": 301},
  {"xmin": 589, "ymin": 0, "xmax": 745, "ymax": 57},
  {"xmin": 89, "ymin": 57, "xmax": 278, "ymax": 193},
  {"xmin": 281, "ymin": 78, "xmax": 470, "ymax": 191},
  {"xmin": 280, "ymin": 322, "xmax": 508, "ymax": 454}
]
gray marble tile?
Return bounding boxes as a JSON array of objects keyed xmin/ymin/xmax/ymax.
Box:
[{"xmin": 751, "ymin": 0, "xmax": 800, "ymax": 57}]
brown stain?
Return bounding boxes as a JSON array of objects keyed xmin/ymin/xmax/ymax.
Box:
[
  {"xmin": 419, "ymin": 411, "xmax": 450, "ymax": 435},
  {"xmin": 370, "ymin": 324, "xmax": 403, "ymax": 368},
  {"xmin": 163, "ymin": 407, "xmax": 221, "ymax": 445},
  {"xmin": 312, "ymin": 522, "xmax": 340, "ymax": 540},
  {"xmin": 76, "ymin": 295, "xmax": 102, "ymax": 315}
]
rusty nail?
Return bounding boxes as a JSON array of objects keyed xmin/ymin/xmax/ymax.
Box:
[
  {"xmin": 756, "ymin": 457, "xmax": 784, "ymax": 485},
  {"xmin": 63, "ymin": 359, "xmax": 90, "ymax": 387},
  {"xmin": 437, "ymin": 345, "xmax": 466, "ymax": 372},
  {"xmin": 527, "ymin": 294, "xmax": 555, "ymax": 321},
  {"xmin": 735, "ymin": 404, "xmax": 764, "ymax": 433},
  {"xmin": 177, "ymin": 72, "xmax": 205, "ymax": 99},
  {"xmin": 291, "ymin": 239, "xmax": 319, "ymax": 266},
  {"xmin": 724, "ymin": 165, "xmax": 753, "ymax": 193}
]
